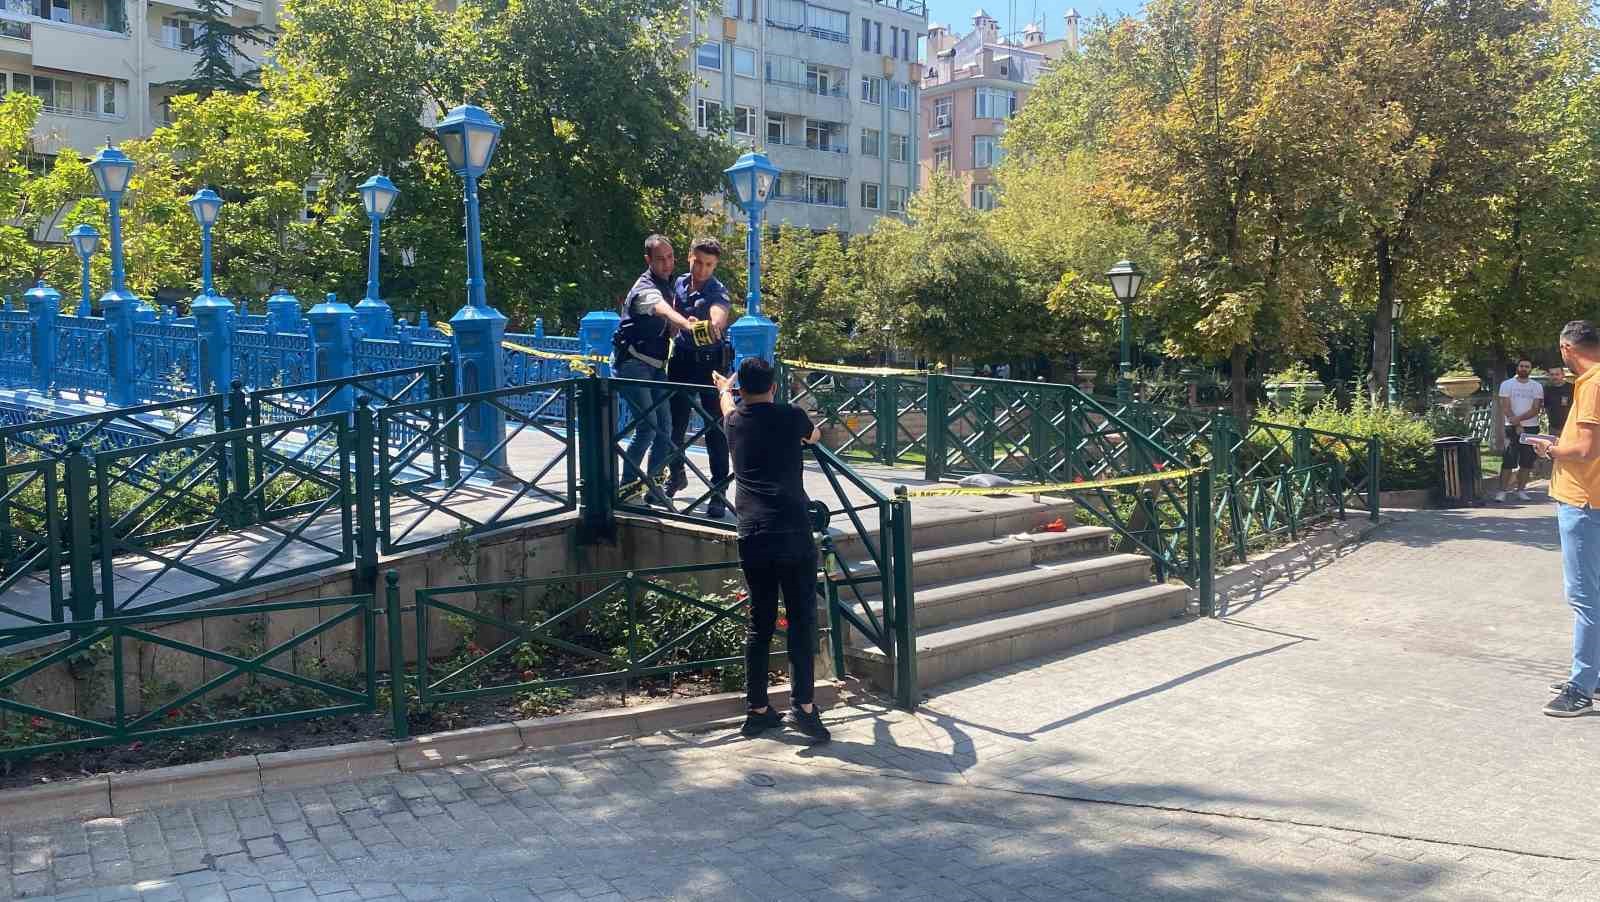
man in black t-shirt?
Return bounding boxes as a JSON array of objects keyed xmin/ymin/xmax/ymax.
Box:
[
  {"xmin": 714, "ymin": 357, "xmax": 830, "ymax": 743},
  {"xmin": 1548, "ymin": 366, "xmax": 1575, "ymax": 434}
]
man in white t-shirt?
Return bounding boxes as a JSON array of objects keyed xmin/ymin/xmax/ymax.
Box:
[{"xmin": 1497, "ymin": 358, "xmax": 1546, "ymax": 502}]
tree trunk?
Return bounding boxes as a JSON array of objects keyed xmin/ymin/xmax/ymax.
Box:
[
  {"xmin": 1230, "ymin": 344, "xmax": 1248, "ymax": 424},
  {"xmin": 1372, "ymin": 234, "xmax": 1397, "ymax": 405}
]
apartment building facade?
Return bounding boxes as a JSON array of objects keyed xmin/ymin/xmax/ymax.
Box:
[
  {"xmin": 689, "ymin": 0, "xmax": 927, "ymax": 233},
  {"xmin": 0, "ymin": 0, "xmax": 269, "ymax": 157},
  {"xmin": 918, "ymin": 8, "xmax": 1075, "ymax": 210}
]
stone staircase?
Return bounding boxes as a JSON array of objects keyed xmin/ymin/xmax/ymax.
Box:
[{"xmin": 826, "ymin": 497, "xmax": 1190, "ymax": 692}]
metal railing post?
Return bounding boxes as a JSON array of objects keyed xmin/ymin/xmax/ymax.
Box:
[
  {"xmin": 890, "ymin": 486, "xmax": 917, "ymax": 711},
  {"xmin": 1293, "ymin": 427, "xmax": 1312, "ymax": 471},
  {"xmin": 577, "ymin": 374, "xmax": 616, "ymax": 544},
  {"xmin": 876, "ymin": 376, "xmax": 897, "ymax": 465},
  {"xmin": 354, "ymin": 397, "xmax": 378, "ymax": 594},
  {"xmin": 826, "ymin": 578, "xmax": 846, "ymax": 679},
  {"xmin": 1367, "ymin": 437, "xmax": 1381, "ymax": 522},
  {"xmin": 63, "ymin": 442, "xmax": 95, "ymax": 621},
  {"xmin": 1333, "ymin": 458, "xmax": 1347, "ymax": 520},
  {"xmin": 386, "ymin": 570, "xmax": 408, "ymax": 739},
  {"xmin": 1196, "ymin": 468, "xmax": 1215, "ymax": 615},
  {"xmin": 924, "ymin": 373, "xmax": 948, "ymax": 481},
  {"xmin": 1285, "ymin": 468, "xmax": 1298, "ymax": 539},
  {"xmin": 439, "ymin": 353, "xmax": 461, "ymax": 485},
  {"xmin": 227, "ymin": 380, "xmax": 252, "ymax": 522}
]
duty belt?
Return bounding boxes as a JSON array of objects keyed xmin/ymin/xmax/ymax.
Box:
[{"xmin": 625, "ymin": 345, "xmax": 667, "ymax": 370}]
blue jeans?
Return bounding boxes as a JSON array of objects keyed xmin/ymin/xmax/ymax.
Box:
[
  {"xmin": 1558, "ymin": 502, "xmax": 1600, "ymax": 695},
  {"xmin": 615, "ymin": 358, "xmax": 672, "ymax": 486}
]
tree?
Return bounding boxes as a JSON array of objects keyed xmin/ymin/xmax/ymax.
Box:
[
  {"xmin": 275, "ymin": 0, "xmax": 735, "ymax": 331},
  {"xmin": 1319, "ymin": 0, "xmax": 1551, "ymax": 399},
  {"xmin": 857, "ymin": 171, "xmax": 1024, "ymax": 366},
  {"xmin": 164, "ymin": 0, "xmax": 272, "ymax": 97},
  {"xmin": 754, "ymin": 225, "xmax": 853, "ymax": 362}
]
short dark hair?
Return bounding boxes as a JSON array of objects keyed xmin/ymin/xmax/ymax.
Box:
[
  {"xmin": 1562, "ymin": 320, "xmax": 1600, "ymax": 350},
  {"xmin": 644, "ymin": 234, "xmax": 671, "ymax": 257},
  {"xmin": 689, "ymin": 237, "xmax": 722, "ymax": 257},
  {"xmin": 738, "ymin": 356, "xmax": 775, "ymax": 395},
  {"xmin": 1518, "ymin": 357, "xmax": 1533, "ymax": 367}
]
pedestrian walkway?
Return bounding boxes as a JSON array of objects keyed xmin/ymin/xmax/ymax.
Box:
[{"xmin": 8, "ymin": 498, "xmax": 1600, "ymax": 901}]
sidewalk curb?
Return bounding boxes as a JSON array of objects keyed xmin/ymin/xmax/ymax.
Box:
[{"xmin": 0, "ymin": 681, "xmax": 840, "ymax": 827}]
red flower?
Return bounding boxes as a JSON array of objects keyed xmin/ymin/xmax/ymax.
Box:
[
  {"xmin": 1154, "ymin": 462, "xmax": 1167, "ymax": 472},
  {"xmin": 128, "ymin": 741, "xmax": 142, "ymax": 752},
  {"xmin": 1072, "ymin": 475, "xmax": 1086, "ymax": 483},
  {"xmin": 466, "ymin": 643, "xmax": 482, "ymax": 656},
  {"xmin": 166, "ymin": 708, "xmax": 182, "ymax": 720},
  {"xmin": 736, "ymin": 591, "xmax": 749, "ymax": 602},
  {"xmin": 777, "ymin": 617, "xmax": 789, "ymax": 630},
  {"xmin": 29, "ymin": 716, "xmax": 44, "ymax": 729}
]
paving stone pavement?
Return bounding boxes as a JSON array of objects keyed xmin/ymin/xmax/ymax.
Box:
[{"xmin": 8, "ymin": 500, "xmax": 1600, "ymax": 901}]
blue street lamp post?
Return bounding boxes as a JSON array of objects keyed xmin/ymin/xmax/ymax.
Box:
[
  {"xmin": 68, "ymin": 224, "xmax": 99, "ymax": 317},
  {"xmin": 723, "ymin": 152, "xmax": 781, "ymax": 369},
  {"xmin": 188, "ymin": 187, "xmax": 233, "ymax": 394},
  {"xmin": 434, "ymin": 105, "xmax": 508, "ymax": 471},
  {"xmin": 356, "ymin": 174, "xmax": 400, "ymax": 339},
  {"xmin": 1106, "ymin": 259, "xmax": 1145, "ymax": 405},
  {"xmin": 90, "ymin": 143, "xmax": 142, "ymax": 406}
]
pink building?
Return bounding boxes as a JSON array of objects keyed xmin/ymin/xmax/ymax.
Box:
[{"xmin": 918, "ymin": 9, "xmax": 1077, "ymax": 209}]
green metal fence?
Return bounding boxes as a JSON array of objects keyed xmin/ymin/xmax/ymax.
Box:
[
  {"xmin": 392, "ymin": 561, "xmax": 804, "ymax": 738},
  {"xmin": 0, "ymin": 593, "xmax": 377, "ymax": 761},
  {"xmin": 1214, "ymin": 462, "xmax": 1344, "ymax": 565}
]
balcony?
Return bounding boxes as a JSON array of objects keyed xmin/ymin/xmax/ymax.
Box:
[
  {"xmin": 772, "ymin": 193, "xmax": 847, "ymax": 208},
  {"xmin": 769, "ymin": 138, "xmax": 847, "ymax": 155},
  {"xmin": 0, "ymin": 0, "xmax": 130, "ymax": 37},
  {"xmin": 872, "ymin": 0, "xmax": 927, "ymax": 16}
]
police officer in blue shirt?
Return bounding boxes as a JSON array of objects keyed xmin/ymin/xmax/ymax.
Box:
[
  {"xmin": 614, "ymin": 234, "xmax": 698, "ymax": 505},
  {"xmin": 665, "ymin": 238, "xmax": 734, "ymax": 519}
]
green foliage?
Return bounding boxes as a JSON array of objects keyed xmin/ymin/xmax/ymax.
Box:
[
  {"xmin": 162, "ymin": 0, "xmax": 273, "ymax": 98},
  {"xmin": 761, "ymin": 225, "xmax": 853, "ymax": 361},
  {"xmin": 1266, "ymin": 362, "xmax": 1319, "ymax": 384},
  {"xmin": 1263, "ymin": 396, "xmax": 1437, "ymax": 490}
]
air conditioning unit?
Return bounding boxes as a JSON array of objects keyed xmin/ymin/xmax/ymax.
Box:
[{"xmin": 935, "ymin": 115, "xmax": 951, "ymax": 128}]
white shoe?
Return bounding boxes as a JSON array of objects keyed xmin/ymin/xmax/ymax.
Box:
[
  {"xmin": 1493, "ymin": 491, "xmax": 1508, "ymax": 502},
  {"xmin": 1517, "ymin": 490, "xmax": 1533, "ymax": 501}
]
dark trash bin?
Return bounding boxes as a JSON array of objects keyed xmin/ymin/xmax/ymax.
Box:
[{"xmin": 1432, "ymin": 436, "xmax": 1482, "ymax": 508}]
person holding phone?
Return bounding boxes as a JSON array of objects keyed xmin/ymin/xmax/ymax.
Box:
[{"xmin": 1527, "ymin": 323, "xmax": 1600, "ymax": 716}]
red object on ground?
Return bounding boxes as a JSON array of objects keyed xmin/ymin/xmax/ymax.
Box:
[{"xmin": 1040, "ymin": 517, "xmax": 1067, "ymax": 533}]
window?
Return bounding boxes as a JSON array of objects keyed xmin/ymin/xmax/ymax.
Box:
[
  {"xmin": 777, "ymin": 171, "xmax": 807, "ymax": 199},
  {"xmin": 805, "ymin": 64, "xmax": 833, "ymax": 96},
  {"xmin": 933, "ymin": 144, "xmax": 952, "ymax": 170},
  {"xmin": 695, "ymin": 98, "xmax": 723, "ymax": 130},
  {"xmin": 806, "ymin": 119, "xmax": 840, "ymax": 152},
  {"xmin": 888, "ymin": 187, "xmax": 908, "ymax": 214},
  {"xmin": 767, "ymin": 113, "xmax": 787, "ymax": 145},
  {"xmin": 889, "ymin": 133, "xmax": 909, "ymax": 163},
  {"xmin": 933, "ymin": 96, "xmax": 952, "ymax": 126},
  {"xmin": 805, "ymin": 6, "xmax": 848, "ymax": 41},
  {"xmin": 891, "ymin": 26, "xmax": 899, "ymax": 58},
  {"xmin": 874, "ymin": 21, "xmax": 882, "ymax": 53},
  {"xmin": 894, "ymin": 82, "xmax": 911, "ymax": 110},
  {"xmin": 975, "ymin": 87, "xmax": 1018, "ymax": 119},
  {"xmin": 96, "ymin": 80, "xmax": 115, "ymax": 116},
  {"xmin": 860, "ymin": 75, "xmax": 881, "ymax": 104},
  {"xmin": 808, "ymin": 176, "xmax": 846, "ymax": 206},
  {"xmin": 972, "ymin": 184, "xmax": 996, "ymax": 210},
  {"xmin": 726, "ymin": 0, "xmax": 756, "ymax": 20},
  {"xmin": 733, "ymin": 47, "xmax": 756, "ymax": 78},
  {"xmin": 733, "ymin": 105, "xmax": 755, "ymax": 136},
  {"xmin": 974, "ymin": 135, "xmax": 1002, "ymax": 168},
  {"xmin": 860, "ymin": 128, "xmax": 880, "ymax": 157},
  {"xmin": 161, "ymin": 16, "xmax": 201, "ymax": 51},
  {"xmin": 767, "ymin": 0, "xmax": 804, "ymax": 26},
  {"xmin": 697, "ymin": 42, "xmax": 722, "ymax": 70},
  {"xmin": 861, "ymin": 182, "xmax": 881, "ymax": 210},
  {"xmin": 861, "ymin": 17, "xmax": 871, "ymax": 50},
  {"xmin": 47, "ymin": 0, "xmax": 67, "ymax": 22}
]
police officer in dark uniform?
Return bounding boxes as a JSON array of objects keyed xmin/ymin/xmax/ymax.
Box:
[
  {"xmin": 615, "ymin": 234, "xmax": 697, "ymax": 504},
  {"xmin": 665, "ymin": 238, "xmax": 734, "ymax": 519}
]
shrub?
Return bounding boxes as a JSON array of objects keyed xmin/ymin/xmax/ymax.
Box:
[{"xmin": 1260, "ymin": 396, "xmax": 1436, "ymax": 491}]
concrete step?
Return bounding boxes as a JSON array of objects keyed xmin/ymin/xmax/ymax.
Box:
[
  {"xmin": 828, "ymin": 525, "xmax": 1114, "ymax": 591},
  {"xmin": 840, "ymin": 552, "xmax": 1156, "ymax": 639},
  {"xmin": 847, "ymin": 582, "xmax": 1189, "ymax": 690},
  {"xmin": 826, "ymin": 495, "xmax": 1079, "ymax": 560}
]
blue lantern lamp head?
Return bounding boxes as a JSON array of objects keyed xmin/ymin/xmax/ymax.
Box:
[
  {"xmin": 68, "ymin": 224, "xmax": 100, "ymax": 260},
  {"xmin": 359, "ymin": 173, "xmax": 400, "ymax": 220},
  {"xmin": 723, "ymin": 151, "xmax": 780, "ymax": 216},
  {"xmin": 433, "ymin": 105, "xmax": 503, "ymax": 178},
  {"xmin": 89, "ymin": 143, "xmax": 135, "ymax": 200},
  {"xmin": 188, "ymin": 187, "xmax": 223, "ymax": 228}
]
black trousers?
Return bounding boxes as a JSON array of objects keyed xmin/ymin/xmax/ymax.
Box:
[
  {"xmin": 666, "ymin": 355, "xmax": 730, "ymax": 492},
  {"xmin": 738, "ymin": 531, "xmax": 818, "ymax": 709}
]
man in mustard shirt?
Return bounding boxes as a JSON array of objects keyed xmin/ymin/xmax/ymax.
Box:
[{"xmin": 1529, "ymin": 321, "xmax": 1600, "ymax": 716}]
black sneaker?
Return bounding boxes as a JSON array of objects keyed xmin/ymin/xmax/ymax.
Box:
[
  {"xmin": 740, "ymin": 707, "xmax": 784, "ymax": 737},
  {"xmin": 666, "ymin": 468, "xmax": 688, "ymax": 497},
  {"xmin": 1544, "ymin": 683, "xmax": 1594, "ymax": 717},
  {"xmin": 789, "ymin": 705, "xmax": 831, "ymax": 743},
  {"xmin": 707, "ymin": 498, "xmax": 727, "ymax": 520}
]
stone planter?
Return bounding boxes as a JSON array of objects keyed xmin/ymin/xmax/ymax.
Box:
[
  {"xmin": 1435, "ymin": 375, "xmax": 1481, "ymax": 399},
  {"xmin": 1264, "ymin": 380, "xmax": 1326, "ymax": 407}
]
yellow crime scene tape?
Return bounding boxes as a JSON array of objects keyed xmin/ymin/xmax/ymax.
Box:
[
  {"xmin": 431, "ymin": 322, "xmax": 610, "ymax": 375},
  {"xmin": 781, "ymin": 359, "xmax": 942, "ymax": 377},
  {"xmin": 898, "ymin": 466, "xmax": 1205, "ymax": 498}
]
